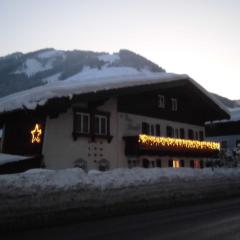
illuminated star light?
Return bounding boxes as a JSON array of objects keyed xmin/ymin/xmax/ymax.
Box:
[{"xmin": 31, "ymin": 124, "xmax": 42, "ymax": 143}]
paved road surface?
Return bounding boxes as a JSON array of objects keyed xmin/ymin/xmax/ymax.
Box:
[{"xmin": 3, "ymin": 198, "xmax": 240, "ymax": 240}]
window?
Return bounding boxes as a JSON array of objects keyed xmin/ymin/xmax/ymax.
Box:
[
  {"xmin": 173, "ymin": 160, "xmax": 180, "ymax": 168},
  {"xmin": 95, "ymin": 115, "xmax": 107, "ymax": 135},
  {"xmin": 199, "ymin": 131, "xmax": 204, "ymax": 141},
  {"xmin": 75, "ymin": 112, "xmax": 90, "ymax": 134},
  {"xmin": 74, "ymin": 158, "xmax": 87, "ymax": 171},
  {"xmin": 142, "ymin": 158, "xmax": 150, "ymax": 168},
  {"xmin": 166, "ymin": 126, "xmax": 173, "ymax": 137},
  {"xmin": 98, "ymin": 159, "xmax": 110, "ymax": 171},
  {"xmin": 180, "ymin": 128, "xmax": 185, "ymax": 139},
  {"xmin": 188, "ymin": 129, "xmax": 194, "ymax": 139},
  {"xmin": 171, "ymin": 98, "xmax": 178, "ymax": 111},
  {"xmin": 142, "ymin": 122, "xmax": 150, "ymax": 134},
  {"xmin": 151, "ymin": 161, "xmax": 155, "ymax": 168},
  {"xmin": 175, "ymin": 128, "xmax": 179, "ymax": 138},
  {"xmin": 168, "ymin": 160, "xmax": 173, "ymax": 167},
  {"xmin": 158, "ymin": 94, "xmax": 165, "ymax": 108},
  {"xmin": 156, "ymin": 124, "xmax": 161, "ymax": 136},
  {"xmin": 73, "ymin": 110, "xmax": 111, "ymax": 141},
  {"xmin": 194, "ymin": 160, "xmax": 200, "ymax": 169},
  {"xmin": 156, "ymin": 159, "xmax": 162, "ymax": 168},
  {"xmin": 190, "ymin": 160, "xmax": 194, "ymax": 168},
  {"xmin": 128, "ymin": 159, "xmax": 139, "ymax": 168},
  {"xmin": 150, "ymin": 125, "xmax": 155, "ymax": 136},
  {"xmin": 200, "ymin": 160, "xmax": 204, "ymax": 169},
  {"xmin": 195, "ymin": 131, "xmax": 199, "ymax": 140},
  {"xmin": 180, "ymin": 160, "xmax": 185, "ymax": 167},
  {"xmin": 221, "ymin": 141, "xmax": 228, "ymax": 149}
]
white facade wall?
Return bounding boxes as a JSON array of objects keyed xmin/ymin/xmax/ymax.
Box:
[
  {"xmin": 42, "ymin": 98, "xmax": 120, "ymax": 170},
  {"xmin": 42, "ymin": 98, "xmax": 206, "ymax": 170}
]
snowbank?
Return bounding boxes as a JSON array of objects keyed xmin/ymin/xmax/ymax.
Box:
[
  {"xmin": 1, "ymin": 167, "xmax": 239, "ymax": 192},
  {"xmin": 1, "ymin": 167, "xmax": 240, "ymax": 231}
]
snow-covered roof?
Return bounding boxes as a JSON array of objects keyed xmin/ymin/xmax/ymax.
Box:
[
  {"xmin": 206, "ymin": 107, "xmax": 240, "ymax": 125},
  {"xmin": 0, "ymin": 71, "xmax": 189, "ymax": 113},
  {"xmin": 0, "ymin": 153, "xmax": 30, "ymax": 166},
  {"xmin": 0, "ymin": 70, "xmax": 229, "ymax": 116},
  {"xmin": 0, "ymin": 49, "xmax": 229, "ymax": 117},
  {"xmin": 229, "ymin": 108, "xmax": 240, "ymax": 121}
]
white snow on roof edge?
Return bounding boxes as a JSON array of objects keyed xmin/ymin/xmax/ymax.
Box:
[
  {"xmin": 0, "ymin": 70, "xmax": 230, "ymax": 120},
  {"xmin": 206, "ymin": 107, "xmax": 240, "ymax": 124},
  {"xmin": 0, "ymin": 153, "xmax": 30, "ymax": 166},
  {"xmin": 0, "ymin": 71, "xmax": 188, "ymax": 113},
  {"xmin": 230, "ymin": 107, "xmax": 240, "ymax": 121}
]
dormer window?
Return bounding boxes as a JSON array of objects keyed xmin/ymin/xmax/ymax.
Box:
[
  {"xmin": 171, "ymin": 98, "xmax": 178, "ymax": 111},
  {"xmin": 157, "ymin": 95, "xmax": 165, "ymax": 108}
]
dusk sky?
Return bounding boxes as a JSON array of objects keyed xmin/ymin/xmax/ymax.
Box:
[{"xmin": 1, "ymin": 0, "xmax": 240, "ymax": 99}]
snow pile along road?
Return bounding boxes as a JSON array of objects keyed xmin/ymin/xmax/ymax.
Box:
[{"xmin": 1, "ymin": 167, "xmax": 240, "ymax": 230}]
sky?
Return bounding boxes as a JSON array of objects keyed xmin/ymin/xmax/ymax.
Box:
[{"xmin": 0, "ymin": 0, "xmax": 240, "ymax": 99}]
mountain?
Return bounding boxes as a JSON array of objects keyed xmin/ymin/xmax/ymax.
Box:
[
  {"xmin": 0, "ymin": 48, "xmax": 164, "ymax": 98},
  {"xmin": 0, "ymin": 48, "xmax": 239, "ymax": 109}
]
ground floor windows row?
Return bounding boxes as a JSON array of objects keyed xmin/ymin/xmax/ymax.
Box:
[
  {"xmin": 74, "ymin": 158, "xmax": 110, "ymax": 171},
  {"xmin": 128, "ymin": 158, "xmax": 207, "ymax": 169}
]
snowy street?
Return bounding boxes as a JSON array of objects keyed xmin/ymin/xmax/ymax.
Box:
[{"xmin": 3, "ymin": 197, "xmax": 240, "ymax": 240}]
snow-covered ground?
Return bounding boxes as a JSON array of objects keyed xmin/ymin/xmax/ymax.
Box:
[
  {"xmin": 1, "ymin": 167, "xmax": 240, "ymax": 230},
  {"xmin": 1, "ymin": 167, "xmax": 240, "ymax": 191}
]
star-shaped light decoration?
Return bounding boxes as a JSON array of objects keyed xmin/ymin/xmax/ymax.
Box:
[{"xmin": 31, "ymin": 124, "xmax": 42, "ymax": 143}]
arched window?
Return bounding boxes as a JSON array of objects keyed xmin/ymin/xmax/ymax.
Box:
[
  {"xmin": 74, "ymin": 158, "xmax": 87, "ymax": 171},
  {"xmin": 98, "ymin": 159, "xmax": 110, "ymax": 171}
]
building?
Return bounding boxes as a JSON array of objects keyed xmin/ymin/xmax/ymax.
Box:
[
  {"xmin": 0, "ymin": 129, "xmax": 2, "ymax": 152},
  {"xmin": 0, "ymin": 72, "xmax": 229, "ymax": 171},
  {"xmin": 206, "ymin": 108, "xmax": 240, "ymax": 166}
]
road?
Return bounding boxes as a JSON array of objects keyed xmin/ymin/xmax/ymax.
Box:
[{"xmin": 3, "ymin": 198, "xmax": 240, "ymax": 240}]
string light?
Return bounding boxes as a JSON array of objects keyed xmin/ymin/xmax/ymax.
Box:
[{"xmin": 138, "ymin": 134, "xmax": 220, "ymax": 153}]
